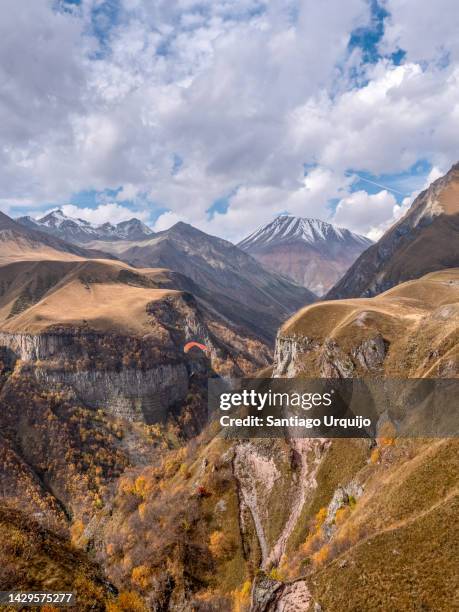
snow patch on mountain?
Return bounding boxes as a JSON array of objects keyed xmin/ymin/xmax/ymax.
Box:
[
  {"xmin": 17, "ymin": 210, "xmax": 154, "ymax": 244},
  {"xmin": 238, "ymin": 216, "xmax": 372, "ymax": 251}
]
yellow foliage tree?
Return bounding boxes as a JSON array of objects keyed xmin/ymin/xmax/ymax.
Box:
[
  {"xmin": 131, "ymin": 565, "xmax": 151, "ymax": 590},
  {"xmin": 233, "ymin": 580, "xmax": 251, "ymax": 612},
  {"xmin": 134, "ymin": 475, "xmax": 149, "ymax": 498},
  {"xmin": 106, "ymin": 591, "xmax": 148, "ymax": 612},
  {"xmin": 315, "ymin": 507, "xmax": 327, "ymax": 527},
  {"xmin": 301, "ymin": 528, "xmax": 323, "ymax": 556},
  {"xmin": 138, "ymin": 502, "xmax": 147, "ymax": 521},
  {"xmin": 312, "ymin": 544, "xmax": 330, "ymax": 566}
]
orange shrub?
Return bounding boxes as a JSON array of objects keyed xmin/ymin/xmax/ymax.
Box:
[
  {"xmin": 370, "ymin": 448, "xmax": 380, "ymax": 464},
  {"xmin": 138, "ymin": 502, "xmax": 147, "ymax": 521},
  {"xmin": 70, "ymin": 519, "xmax": 88, "ymax": 547},
  {"xmin": 209, "ymin": 530, "xmax": 236, "ymax": 560},
  {"xmin": 335, "ymin": 506, "xmax": 351, "ymax": 526},
  {"xmin": 301, "ymin": 529, "xmax": 324, "ymax": 556},
  {"xmin": 315, "ymin": 507, "xmax": 327, "ymax": 527},
  {"xmin": 312, "ymin": 544, "xmax": 330, "ymax": 566},
  {"xmin": 134, "ymin": 475, "xmax": 149, "ymax": 498},
  {"xmin": 233, "ymin": 580, "xmax": 251, "ymax": 612}
]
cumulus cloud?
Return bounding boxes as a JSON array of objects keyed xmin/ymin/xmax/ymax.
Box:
[
  {"xmin": 332, "ymin": 189, "xmax": 399, "ymax": 239},
  {"xmin": 381, "ymin": 0, "xmax": 459, "ymax": 64},
  {"xmin": 0, "ymin": 0, "xmax": 458, "ymax": 239},
  {"xmin": 153, "ymin": 211, "xmax": 185, "ymax": 231}
]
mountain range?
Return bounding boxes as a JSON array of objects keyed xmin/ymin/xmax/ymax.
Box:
[
  {"xmin": 2, "ymin": 207, "xmax": 315, "ymax": 355},
  {"xmin": 238, "ymin": 216, "xmax": 372, "ymax": 295},
  {"xmin": 17, "ymin": 209, "xmax": 154, "ymax": 243},
  {"xmin": 0, "ymin": 210, "xmax": 114, "ymax": 264},
  {"xmin": 327, "ymin": 163, "xmax": 459, "ymax": 299},
  {"xmin": 84, "ymin": 221, "xmax": 316, "ymax": 342},
  {"xmin": 0, "ymin": 165, "xmax": 458, "ymax": 611},
  {"xmin": 18, "ymin": 210, "xmax": 375, "ymax": 297}
]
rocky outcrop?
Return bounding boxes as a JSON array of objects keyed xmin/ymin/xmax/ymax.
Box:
[
  {"xmin": 273, "ymin": 581, "xmax": 312, "ymax": 612},
  {"xmin": 273, "ymin": 332, "xmax": 389, "ymax": 378},
  {"xmin": 234, "ymin": 439, "xmax": 329, "ymax": 570},
  {"xmin": 352, "ymin": 334, "xmax": 388, "ymax": 371},
  {"xmin": 251, "ymin": 575, "xmax": 312, "ymax": 612},
  {"xmin": 321, "ymin": 480, "xmax": 364, "ymax": 539},
  {"xmin": 273, "ymin": 335, "xmax": 317, "ymax": 377},
  {"xmin": 251, "ymin": 575, "xmax": 283, "ymax": 612},
  {"xmin": 0, "ymin": 331, "xmax": 76, "ymax": 361}
]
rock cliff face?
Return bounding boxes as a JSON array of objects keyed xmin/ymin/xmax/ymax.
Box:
[
  {"xmin": 0, "ymin": 330, "xmax": 190, "ymax": 423},
  {"xmin": 35, "ymin": 364, "xmax": 189, "ymax": 422},
  {"xmin": 273, "ymin": 332, "xmax": 388, "ymax": 379}
]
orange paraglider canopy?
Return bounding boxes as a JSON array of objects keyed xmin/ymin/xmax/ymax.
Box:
[{"xmin": 184, "ymin": 341, "xmax": 208, "ymax": 354}]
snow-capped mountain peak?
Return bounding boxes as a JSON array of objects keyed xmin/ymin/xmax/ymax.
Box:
[
  {"xmin": 16, "ymin": 210, "xmax": 154, "ymax": 244},
  {"xmin": 238, "ymin": 215, "xmax": 373, "ymax": 296},
  {"xmin": 116, "ymin": 218, "xmax": 154, "ymax": 240},
  {"xmin": 238, "ymin": 215, "xmax": 371, "ymax": 250}
]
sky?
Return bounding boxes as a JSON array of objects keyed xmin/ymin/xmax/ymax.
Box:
[{"xmin": 0, "ymin": 0, "xmax": 458, "ymax": 242}]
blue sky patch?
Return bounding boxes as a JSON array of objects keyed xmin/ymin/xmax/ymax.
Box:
[
  {"xmin": 206, "ymin": 189, "xmax": 239, "ymax": 220},
  {"xmin": 349, "ymin": 0, "xmax": 388, "ymax": 64},
  {"xmin": 348, "ymin": 160, "xmax": 432, "ymax": 201}
]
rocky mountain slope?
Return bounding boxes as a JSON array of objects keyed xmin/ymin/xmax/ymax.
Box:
[
  {"xmin": 0, "ymin": 264, "xmax": 457, "ymax": 610},
  {"xmin": 238, "ymin": 216, "xmax": 372, "ymax": 295},
  {"xmin": 17, "ymin": 209, "xmax": 154, "ymax": 243},
  {"xmin": 0, "ymin": 257, "xmax": 271, "ymax": 388},
  {"xmin": 0, "ymin": 210, "xmax": 113, "ymax": 264},
  {"xmin": 247, "ymin": 269, "xmax": 458, "ymax": 611},
  {"xmin": 78, "ymin": 269, "xmax": 456, "ymax": 611},
  {"xmin": 0, "ymin": 219, "xmax": 277, "ymax": 610},
  {"xmin": 276, "ymin": 268, "xmax": 458, "ymax": 379},
  {"xmin": 1, "ymin": 195, "xmax": 457, "ymax": 611},
  {"xmin": 85, "ymin": 221, "xmax": 316, "ymax": 343},
  {"xmin": 327, "ymin": 163, "xmax": 459, "ymax": 299}
]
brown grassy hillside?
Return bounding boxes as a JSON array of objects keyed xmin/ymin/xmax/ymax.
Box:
[
  {"xmin": 0, "ymin": 259, "xmax": 178, "ymax": 335},
  {"xmin": 0, "ymin": 254, "xmax": 456, "ymax": 610},
  {"xmin": 0, "ymin": 258, "xmax": 271, "ymax": 375},
  {"xmin": 278, "ymin": 269, "xmax": 458, "ymax": 378}
]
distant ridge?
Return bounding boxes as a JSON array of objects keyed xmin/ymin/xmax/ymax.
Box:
[
  {"xmin": 0, "ymin": 210, "xmax": 114, "ymax": 263},
  {"xmin": 17, "ymin": 209, "xmax": 154, "ymax": 244},
  {"xmin": 83, "ymin": 221, "xmax": 316, "ymax": 343},
  {"xmin": 326, "ymin": 163, "xmax": 459, "ymax": 299}
]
